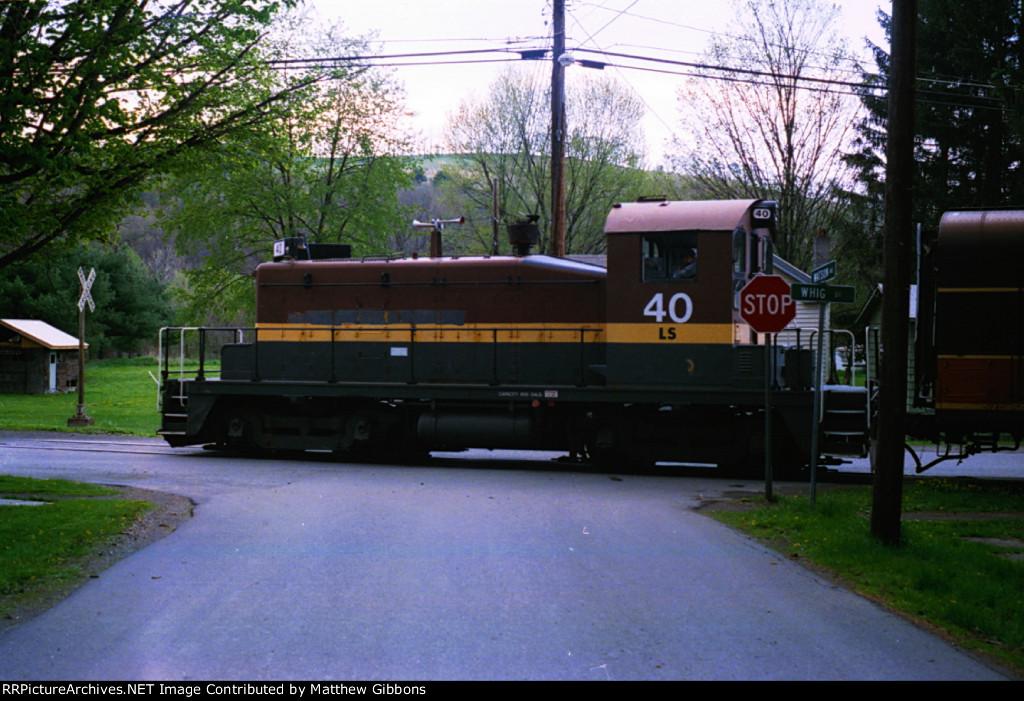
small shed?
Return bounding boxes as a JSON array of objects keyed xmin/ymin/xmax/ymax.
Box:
[{"xmin": 0, "ymin": 319, "xmax": 86, "ymax": 394}]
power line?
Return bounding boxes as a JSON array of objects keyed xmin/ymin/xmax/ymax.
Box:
[
  {"xmin": 266, "ymin": 47, "xmax": 537, "ymax": 66},
  {"xmin": 573, "ymin": 0, "xmax": 874, "ymax": 72},
  {"xmin": 566, "ymin": 1, "xmax": 678, "ymax": 158},
  {"xmin": 264, "ymin": 44, "xmax": 1012, "ymax": 112},
  {"xmin": 572, "ymin": 0, "xmax": 640, "ymax": 47}
]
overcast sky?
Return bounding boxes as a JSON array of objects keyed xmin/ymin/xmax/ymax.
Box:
[{"xmin": 310, "ymin": 1, "xmax": 889, "ymax": 164}]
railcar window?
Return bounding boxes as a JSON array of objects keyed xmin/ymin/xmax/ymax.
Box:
[
  {"xmin": 733, "ymin": 226, "xmax": 747, "ymax": 293},
  {"xmin": 642, "ymin": 234, "xmax": 699, "ymax": 282},
  {"xmin": 762, "ymin": 237, "xmax": 774, "ymax": 273},
  {"xmin": 733, "ymin": 227, "xmax": 746, "ymax": 273}
]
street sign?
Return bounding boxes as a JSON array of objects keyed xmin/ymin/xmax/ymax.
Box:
[
  {"xmin": 790, "ymin": 283, "xmax": 856, "ymax": 304},
  {"xmin": 811, "ymin": 260, "xmax": 836, "ymax": 284},
  {"xmin": 739, "ymin": 274, "xmax": 796, "ymax": 333}
]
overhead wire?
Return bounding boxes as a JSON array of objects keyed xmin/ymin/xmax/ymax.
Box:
[
  {"xmin": 269, "ymin": 44, "xmax": 1008, "ymax": 111},
  {"xmin": 564, "ymin": 0, "xmax": 680, "ymax": 154},
  {"xmin": 571, "ymin": 0, "xmax": 1018, "ymax": 115},
  {"xmin": 574, "ymin": 0, "xmax": 875, "ymax": 74},
  {"xmin": 262, "ymin": 0, "xmax": 1011, "ymax": 118}
]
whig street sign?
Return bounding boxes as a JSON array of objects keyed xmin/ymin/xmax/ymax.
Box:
[
  {"xmin": 796, "ymin": 260, "xmax": 856, "ymax": 304},
  {"xmin": 795, "ymin": 261, "xmax": 857, "ymax": 505},
  {"xmin": 791, "ymin": 282, "xmax": 856, "ymax": 304}
]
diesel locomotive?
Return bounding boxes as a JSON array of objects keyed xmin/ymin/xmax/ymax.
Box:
[{"xmin": 156, "ymin": 198, "xmax": 1021, "ymax": 472}]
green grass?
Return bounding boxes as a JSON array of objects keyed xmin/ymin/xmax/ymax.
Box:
[
  {"xmin": 0, "ymin": 475, "xmax": 152, "ymax": 621},
  {"xmin": 710, "ymin": 480, "xmax": 1024, "ymax": 675},
  {"xmin": 0, "ymin": 475, "xmax": 121, "ymax": 497},
  {"xmin": 0, "ymin": 357, "xmax": 162, "ymax": 436}
]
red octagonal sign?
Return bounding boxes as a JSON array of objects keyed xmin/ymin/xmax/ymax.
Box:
[{"xmin": 739, "ymin": 274, "xmax": 796, "ymax": 333}]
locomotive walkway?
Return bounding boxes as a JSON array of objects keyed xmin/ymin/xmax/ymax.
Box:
[{"xmin": 0, "ymin": 433, "xmax": 1012, "ymax": 681}]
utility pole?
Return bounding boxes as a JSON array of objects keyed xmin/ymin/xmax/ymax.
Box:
[
  {"xmin": 492, "ymin": 179, "xmax": 500, "ymax": 255},
  {"xmin": 550, "ymin": 0, "xmax": 566, "ymax": 257},
  {"xmin": 872, "ymin": 0, "xmax": 917, "ymax": 546}
]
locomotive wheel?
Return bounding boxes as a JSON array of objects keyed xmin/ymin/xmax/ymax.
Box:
[
  {"xmin": 585, "ymin": 415, "xmax": 653, "ymax": 472},
  {"xmin": 224, "ymin": 408, "xmax": 262, "ymax": 452},
  {"xmin": 588, "ymin": 444, "xmax": 617, "ymax": 470}
]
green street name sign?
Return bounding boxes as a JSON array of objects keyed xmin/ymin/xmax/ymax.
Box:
[
  {"xmin": 790, "ymin": 283, "xmax": 856, "ymax": 304},
  {"xmin": 811, "ymin": 260, "xmax": 836, "ymax": 284}
]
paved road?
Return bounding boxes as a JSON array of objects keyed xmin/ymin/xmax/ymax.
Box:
[{"xmin": 0, "ymin": 433, "xmax": 1014, "ymax": 681}]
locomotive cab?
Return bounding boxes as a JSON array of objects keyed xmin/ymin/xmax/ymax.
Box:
[
  {"xmin": 579, "ymin": 198, "xmax": 819, "ymax": 470},
  {"xmin": 603, "ymin": 198, "xmax": 779, "ymax": 388}
]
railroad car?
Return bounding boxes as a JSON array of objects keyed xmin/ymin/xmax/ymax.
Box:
[
  {"xmin": 899, "ymin": 208, "xmax": 1024, "ymax": 469},
  {"xmin": 158, "ymin": 198, "xmax": 869, "ymax": 473}
]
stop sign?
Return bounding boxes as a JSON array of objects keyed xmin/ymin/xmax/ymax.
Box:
[{"xmin": 739, "ymin": 274, "xmax": 796, "ymax": 333}]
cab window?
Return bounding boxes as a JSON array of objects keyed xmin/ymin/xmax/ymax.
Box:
[{"xmin": 642, "ymin": 233, "xmax": 699, "ymax": 282}]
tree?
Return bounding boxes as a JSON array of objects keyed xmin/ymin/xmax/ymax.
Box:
[
  {"xmin": 848, "ymin": 0, "xmax": 1024, "ymax": 225},
  {"xmin": 158, "ymin": 10, "xmax": 416, "ymax": 324},
  {"xmin": 668, "ymin": 0, "xmax": 861, "ymax": 269},
  {"xmin": 0, "ymin": 245, "xmax": 174, "ymax": 356},
  {"xmin": 440, "ymin": 65, "xmax": 650, "ymax": 256},
  {"xmin": 0, "ymin": 0, "xmax": 319, "ymax": 271}
]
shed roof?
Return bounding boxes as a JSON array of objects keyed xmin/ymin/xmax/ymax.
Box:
[{"xmin": 0, "ymin": 319, "xmax": 85, "ymax": 350}]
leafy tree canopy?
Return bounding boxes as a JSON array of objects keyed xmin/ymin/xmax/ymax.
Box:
[
  {"xmin": 441, "ymin": 65, "xmax": 652, "ymax": 255},
  {"xmin": 157, "ymin": 9, "xmax": 416, "ymax": 325},
  {"xmin": 0, "ymin": 0, "xmax": 317, "ymax": 271}
]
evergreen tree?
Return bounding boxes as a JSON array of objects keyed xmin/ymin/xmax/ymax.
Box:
[{"xmin": 848, "ymin": 1, "xmax": 1024, "ymax": 225}]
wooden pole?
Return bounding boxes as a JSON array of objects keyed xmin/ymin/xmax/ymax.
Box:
[
  {"xmin": 492, "ymin": 179, "xmax": 500, "ymax": 255},
  {"xmin": 872, "ymin": 0, "xmax": 917, "ymax": 545},
  {"xmin": 550, "ymin": 0, "xmax": 566, "ymax": 258},
  {"xmin": 68, "ymin": 295, "xmax": 93, "ymax": 427}
]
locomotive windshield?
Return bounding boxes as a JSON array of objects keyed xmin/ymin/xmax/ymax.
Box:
[{"xmin": 641, "ymin": 233, "xmax": 700, "ymax": 282}]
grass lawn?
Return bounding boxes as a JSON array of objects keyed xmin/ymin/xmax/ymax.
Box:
[
  {"xmin": 0, "ymin": 357, "xmax": 161, "ymax": 436},
  {"xmin": 709, "ymin": 479, "xmax": 1024, "ymax": 676},
  {"xmin": 0, "ymin": 475, "xmax": 152, "ymax": 623}
]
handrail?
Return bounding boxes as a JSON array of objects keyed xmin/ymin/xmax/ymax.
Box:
[
  {"xmin": 159, "ymin": 324, "xmax": 604, "ymax": 388},
  {"xmin": 776, "ymin": 326, "xmax": 859, "ymax": 387}
]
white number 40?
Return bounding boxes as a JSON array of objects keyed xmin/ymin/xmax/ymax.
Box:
[{"xmin": 643, "ymin": 292, "xmax": 693, "ymax": 323}]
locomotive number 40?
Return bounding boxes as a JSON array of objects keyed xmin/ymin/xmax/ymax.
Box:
[{"xmin": 643, "ymin": 292, "xmax": 693, "ymax": 323}]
